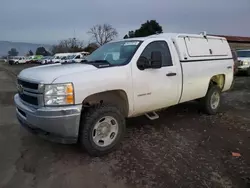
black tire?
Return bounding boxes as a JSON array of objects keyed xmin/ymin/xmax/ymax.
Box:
[
  {"xmin": 201, "ymin": 85, "xmax": 221, "ymax": 115},
  {"xmin": 79, "ymin": 104, "xmax": 126, "ymax": 156}
]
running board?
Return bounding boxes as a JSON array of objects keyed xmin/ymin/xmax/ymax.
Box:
[{"xmin": 145, "ymin": 111, "xmax": 159, "ymax": 120}]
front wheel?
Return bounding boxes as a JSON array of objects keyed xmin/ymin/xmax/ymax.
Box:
[
  {"xmin": 201, "ymin": 85, "xmax": 221, "ymax": 115},
  {"xmin": 79, "ymin": 104, "xmax": 126, "ymax": 156}
]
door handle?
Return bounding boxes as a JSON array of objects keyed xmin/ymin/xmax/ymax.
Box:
[
  {"xmin": 227, "ymin": 66, "xmax": 232, "ymax": 69},
  {"xmin": 166, "ymin": 72, "xmax": 177, "ymax": 76}
]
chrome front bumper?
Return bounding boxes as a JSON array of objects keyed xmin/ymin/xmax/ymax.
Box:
[{"xmin": 14, "ymin": 94, "xmax": 82, "ymax": 144}]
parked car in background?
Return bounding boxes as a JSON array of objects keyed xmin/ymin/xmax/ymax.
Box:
[
  {"xmin": 16, "ymin": 57, "xmax": 29, "ymax": 64},
  {"xmin": 51, "ymin": 52, "xmax": 89, "ymax": 64},
  {"xmin": 41, "ymin": 56, "xmax": 53, "ymax": 64},
  {"xmin": 236, "ymin": 49, "xmax": 250, "ymax": 75},
  {"xmin": 63, "ymin": 53, "xmax": 86, "ymax": 63},
  {"xmin": 231, "ymin": 49, "xmax": 240, "ymax": 75},
  {"xmin": 51, "ymin": 54, "xmax": 68, "ymax": 63},
  {"xmin": 23, "ymin": 55, "xmax": 42, "ymax": 64},
  {"xmin": 15, "ymin": 32, "xmax": 234, "ymax": 156},
  {"xmin": 24, "ymin": 56, "xmax": 34, "ymax": 63},
  {"xmin": 8, "ymin": 56, "xmax": 27, "ymax": 65},
  {"xmin": 8, "ymin": 57, "xmax": 18, "ymax": 65},
  {"xmin": 58, "ymin": 56, "xmax": 68, "ymax": 63},
  {"xmin": 60, "ymin": 55, "xmax": 75, "ymax": 63},
  {"xmin": 32, "ymin": 55, "xmax": 44, "ymax": 64}
]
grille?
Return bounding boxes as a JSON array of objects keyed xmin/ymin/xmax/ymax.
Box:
[
  {"xmin": 17, "ymin": 79, "xmax": 39, "ymax": 90},
  {"xmin": 19, "ymin": 93, "xmax": 38, "ymax": 106},
  {"xmin": 17, "ymin": 79, "xmax": 41, "ymax": 106}
]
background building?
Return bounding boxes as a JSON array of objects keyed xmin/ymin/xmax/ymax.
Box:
[{"xmin": 213, "ymin": 35, "xmax": 250, "ymax": 50}]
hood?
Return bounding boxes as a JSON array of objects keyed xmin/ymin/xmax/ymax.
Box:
[{"xmin": 18, "ymin": 63, "xmax": 97, "ymax": 83}]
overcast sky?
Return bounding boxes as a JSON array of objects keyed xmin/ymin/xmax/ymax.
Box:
[{"xmin": 1, "ymin": 0, "xmax": 250, "ymax": 44}]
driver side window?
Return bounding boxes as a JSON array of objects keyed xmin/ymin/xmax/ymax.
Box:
[
  {"xmin": 140, "ymin": 41, "xmax": 173, "ymax": 67},
  {"xmin": 75, "ymin": 55, "xmax": 80, "ymax": 59}
]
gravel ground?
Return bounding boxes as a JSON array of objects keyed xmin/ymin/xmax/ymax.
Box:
[{"xmin": 0, "ymin": 62, "xmax": 249, "ymax": 188}]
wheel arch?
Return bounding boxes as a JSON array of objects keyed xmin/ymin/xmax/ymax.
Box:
[
  {"xmin": 82, "ymin": 90, "xmax": 129, "ymax": 117},
  {"xmin": 207, "ymin": 74, "xmax": 225, "ymax": 90}
]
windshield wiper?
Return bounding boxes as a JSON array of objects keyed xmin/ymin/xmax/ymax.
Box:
[
  {"xmin": 81, "ymin": 59, "xmax": 109, "ymax": 63},
  {"xmin": 80, "ymin": 60, "xmax": 112, "ymax": 68}
]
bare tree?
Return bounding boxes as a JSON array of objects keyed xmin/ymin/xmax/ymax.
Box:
[
  {"xmin": 88, "ymin": 24, "xmax": 118, "ymax": 46},
  {"xmin": 51, "ymin": 38, "xmax": 84, "ymax": 54}
]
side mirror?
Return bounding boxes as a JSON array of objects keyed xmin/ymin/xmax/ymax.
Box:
[
  {"xmin": 137, "ymin": 56, "xmax": 150, "ymax": 70},
  {"xmin": 151, "ymin": 51, "xmax": 162, "ymax": 69}
]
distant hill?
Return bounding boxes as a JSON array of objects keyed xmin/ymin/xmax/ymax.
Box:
[{"xmin": 0, "ymin": 41, "xmax": 52, "ymax": 56}]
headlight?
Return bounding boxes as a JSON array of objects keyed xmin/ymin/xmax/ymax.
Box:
[
  {"xmin": 44, "ymin": 83, "xmax": 74, "ymax": 106},
  {"xmin": 243, "ymin": 61, "xmax": 250, "ymax": 65}
]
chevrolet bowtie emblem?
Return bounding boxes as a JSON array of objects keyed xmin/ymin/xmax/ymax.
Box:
[{"xmin": 17, "ymin": 84, "xmax": 24, "ymax": 94}]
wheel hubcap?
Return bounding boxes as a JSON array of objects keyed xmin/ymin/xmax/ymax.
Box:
[
  {"xmin": 210, "ymin": 91, "xmax": 220, "ymax": 109},
  {"xmin": 92, "ymin": 116, "xmax": 118, "ymax": 147}
]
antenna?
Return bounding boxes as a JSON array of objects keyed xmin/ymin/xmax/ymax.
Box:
[{"xmin": 73, "ymin": 29, "xmax": 76, "ymax": 40}]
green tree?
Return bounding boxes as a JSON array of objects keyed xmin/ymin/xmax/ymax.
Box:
[
  {"xmin": 36, "ymin": 47, "xmax": 50, "ymax": 56},
  {"xmin": 124, "ymin": 20, "xmax": 163, "ymax": 38},
  {"xmin": 8, "ymin": 48, "xmax": 19, "ymax": 56}
]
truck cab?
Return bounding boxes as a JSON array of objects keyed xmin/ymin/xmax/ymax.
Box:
[{"xmin": 14, "ymin": 32, "xmax": 234, "ymax": 156}]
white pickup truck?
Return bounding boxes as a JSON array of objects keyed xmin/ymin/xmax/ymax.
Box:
[
  {"xmin": 14, "ymin": 32, "xmax": 234, "ymax": 156},
  {"xmin": 9, "ymin": 56, "xmax": 27, "ymax": 65}
]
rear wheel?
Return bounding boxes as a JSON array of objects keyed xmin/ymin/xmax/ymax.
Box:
[
  {"xmin": 201, "ymin": 85, "xmax": 221, "ymax": 115},
  {"xmin": 79, "ymin": 104, "xmax": 125, "ymax": 156}
]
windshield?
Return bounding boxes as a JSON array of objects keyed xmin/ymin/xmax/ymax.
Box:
[
  {"xmin": 66, "ymin": 55, "xmax": 76, "ymax": 60},
  {"xmin": 237, "ymin": 50, "xmax": 250, "ymax": 58},
  {"xmin": 85, "ymin": 40, "xmax": 142, "ymax": 65},
  {"xmin": 61, "ymin": 56, "xmax": 67, "ymax": 60}
]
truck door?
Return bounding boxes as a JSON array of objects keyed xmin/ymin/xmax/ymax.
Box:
[
  {"xmin": 74, "ymin": 55, "xmax": 81, "ymax": 62},
  {"xmin": 132, "ymin": 40, "xmax": 182, "ymax": 114}
]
